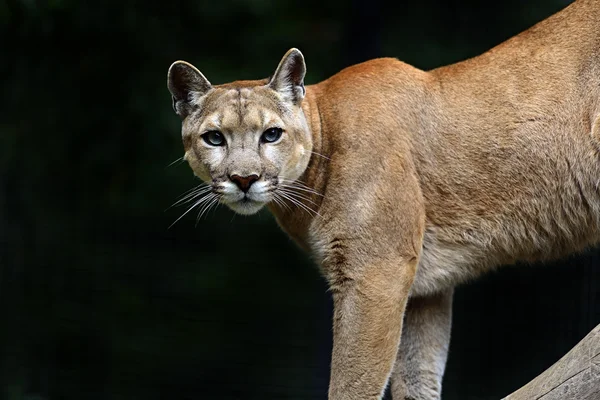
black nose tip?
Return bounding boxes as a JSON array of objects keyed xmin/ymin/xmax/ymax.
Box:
[{"xmin": 230, "ymin": 174, "xmax": 259, "ymax": 192}]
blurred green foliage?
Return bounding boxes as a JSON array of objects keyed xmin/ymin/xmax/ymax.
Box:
[{"xmin": 1, "ymin": 0, "xmax": 597, "ymax": 399}]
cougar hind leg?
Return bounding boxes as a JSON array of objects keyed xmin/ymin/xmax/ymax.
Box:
[{"xmin": 390, "ymin": 289, "xmax": 453, "ymax": 400}]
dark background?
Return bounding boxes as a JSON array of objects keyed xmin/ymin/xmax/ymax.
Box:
[{"xmin": 1, "ymin": 0, "xmax": 598, "ymax": 399}]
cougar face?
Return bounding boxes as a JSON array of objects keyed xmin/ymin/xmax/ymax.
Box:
[{"xmin": 168, "ymin": 49, "xmax": 312, "ymax": 215}]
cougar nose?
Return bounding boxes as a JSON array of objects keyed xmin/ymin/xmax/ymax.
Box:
[{"xmin": 230, "ymin": 174, "xmax": 259, "ymax": 193}]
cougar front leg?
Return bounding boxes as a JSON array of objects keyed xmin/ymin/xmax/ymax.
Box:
[
  {"xmin": 317, "ymin": 156, "xmax": 426, "ymax": 400},
  {"xmin": 390, "ymin": 290, "xmax": 454, "ymax": 400},
  {"xmin": 326, "ymin": 255, "xmax": 419, "ymax": 400}
]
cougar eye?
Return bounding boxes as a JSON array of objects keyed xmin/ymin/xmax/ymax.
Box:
[
  {"xmin": 202, "ymin": 131, "xmax": 225, "ymax": 146},
  {"xmin": 261, "ymin": 127, "xmax": 283, "ymax": 143}
]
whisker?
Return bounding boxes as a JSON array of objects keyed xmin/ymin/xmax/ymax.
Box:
[
  {"xmin": 175, "ymin": 185, "xmax": 212, "ymax": 202},
  {"xmin": 271, "ymin": 192, "xmax": 293, "ymax": 212},
  {"xmin": 173, "ymin": 183, "xmax": 211, "ymax": 199},
  {"xmin": 195, "ymin": 193, "xmax": 215, "ymax": 217},
  {"xmin": 168, "ymin": 192, "xmax": 216, "ymax": 229},
  {"xmin": 165, "ymin": 157, "xmax": 184, "ymax": 168},
  {"xmin": 167, "ymin": 186, "xmax": 213, "ymax": 210},
  {"xmin": 278, "ymin": 179, "xmax": 325, "ymax": 197},
  {"xmin": 277, "ymin": 190, "xmax": 321, "ymax": 217},
  {"xmin": 278, "ymin": 187, "xmax": 320, "ymax": 206},
  {"xmin": 172, "ymin": 183, "xmax": 210, "ymax": 202},
  {"xmin": 277, "ymin": 194, "xmax": 292, "ymax": 212},
  {"xmin": 310, "ymin": 151, "xmax": 331, "ymax": 161},
  {"xmin": 205, "ymin": 196, "xmax": 222, "ymax": 218},
  {"xmin": 179, "ymin": 182, "xmax": 209, "ymax": 195},
  {"xmin": 277, "ymin": 184, "xmax": 319, "ymax": 204},
  {"xmin": 279, "ymin": 177, "xmax": 310, "ymax": 186},
  {"xmin": 284, "ymin": 194, "xmax": 320, "ymax": 217},
  {"xmin": 196, "ymin": 194, "xmax": 221, "ymax": 225},
  {"xmin": 279, "ymin": 183, "xmax": 324, "ymax": 197}
]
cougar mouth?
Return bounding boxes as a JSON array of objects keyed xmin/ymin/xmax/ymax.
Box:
[
  {"xmin": 219, "ymin": 181, "xmax": 272, "ymax": 215},
  {"xmin": 225, "ymin": 196, "xmax": 267, "ymax": 215}
]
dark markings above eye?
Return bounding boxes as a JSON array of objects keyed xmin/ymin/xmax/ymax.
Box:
[
  {"xmin": 202, "ymin": 131, "xmax": 225, "ymax": 146},
  {"xmin": 261, "ymin": 127, "xmax": 283, "ymax": 143}
]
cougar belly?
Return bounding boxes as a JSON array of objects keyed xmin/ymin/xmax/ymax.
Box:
[
  {"xmin": 410, "ymin": 196, "xmax": 600, "ymax": 298},
  {"xmin": 410, "ymin": 226, "xmax": 490, "ymax": 298}
]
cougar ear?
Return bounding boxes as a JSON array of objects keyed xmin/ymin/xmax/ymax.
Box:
[
  {"xmin": 167, "ymin": 61, "xmax": 212, "ymax": 117},
  {"xmin": 268, "ymin": 48, "xmax": 306, "ymax": 104}
]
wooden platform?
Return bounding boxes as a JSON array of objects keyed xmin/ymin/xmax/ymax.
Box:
[{"xmin": 503, "ymin": 324, "xmax": 600, "ymax": 399}]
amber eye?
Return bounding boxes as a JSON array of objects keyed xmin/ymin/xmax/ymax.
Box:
[
  {"xmin": 261, "ymin": 127, "xmax": 283, "ymax": 143},
  {"xmin": 202, "ymin": 131, "xmax": 225, "ymax": 146}
]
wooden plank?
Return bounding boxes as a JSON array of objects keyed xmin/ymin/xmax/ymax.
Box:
[{"xmin": 503, "ymin": 324, "xmax": 600, "ymax": 400}]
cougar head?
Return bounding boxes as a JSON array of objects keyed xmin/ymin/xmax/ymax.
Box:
[{"xmin": 167, "ymin": 49, "xmax": 312, "ymax": 215}]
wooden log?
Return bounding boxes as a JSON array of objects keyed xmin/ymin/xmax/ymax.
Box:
[{"xmin": 503, "ymin": 324, "xmax": 600, "ymax": 400}]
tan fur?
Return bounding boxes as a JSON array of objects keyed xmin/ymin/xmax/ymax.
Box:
[{"xmin": 167, "ymin": 1, "xmax": 600, "ymax": 398}]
